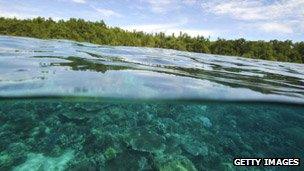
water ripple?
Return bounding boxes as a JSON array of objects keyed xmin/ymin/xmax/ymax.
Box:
[{"xmin": 0, "ymin": 36, "xmax": 303, "ymax": 103}]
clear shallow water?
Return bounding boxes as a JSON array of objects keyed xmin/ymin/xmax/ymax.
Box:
[
  {"xmin": 0, "ymin": 99, "xmax": 303, "ymax": 171},
  {"xmin": 0, "ymin": 36, "xmax": 304, "ymax": 102},
  {"xmin": 0, "ymin": 36, "xmax": 304, "ymax": 170}
]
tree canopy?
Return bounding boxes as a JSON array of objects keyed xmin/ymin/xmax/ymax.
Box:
[{"xmin": 0, "ymin": 17, "xmax": 303, "ymax": 63}]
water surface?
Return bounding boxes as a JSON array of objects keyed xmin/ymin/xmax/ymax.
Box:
[
  {"xmin": 0, "ymin": 36, "xmax": 303, "ymax": 102},
  {"xmin": 0, "ymin": 36, "xmax": 303, "ymax": 170}
]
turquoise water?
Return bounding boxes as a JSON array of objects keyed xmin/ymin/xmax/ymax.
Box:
[
  {"xmin": 0, "ymin": 99, "xmax": 303, "ymax": 170},
  {"xmin": 0, "ymin": 36, "xmax": 304, "ymax": 170}
]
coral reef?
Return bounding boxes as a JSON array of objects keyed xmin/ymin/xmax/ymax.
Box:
[
  {"xmin": 158, "ymin": 158, "xmax": 197, "ymax": 171},
  {"xmin": 13, "ymin": 150, "xmax": 74, "ymax": 171},
  {"xmin": 104, "ymin": 147, "xmax": 118, "ymax": 161},
  {"xmin": 0, "ymin": 99, "xmax": 303, "ymax": 170}
]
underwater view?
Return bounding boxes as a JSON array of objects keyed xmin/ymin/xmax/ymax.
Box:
[{"xmin": 0, "ymin": 36, "xmax": 304, "ymax": 170}]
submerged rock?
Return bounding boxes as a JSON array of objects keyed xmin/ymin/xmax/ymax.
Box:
[
  {"xmin": 8, "ymin": 109, "xmax": 37, "ymax": 133},
  {"xmin": 58, "ymin": 111, "xmax": 89, "ymax": 124},
  {"xmin": 0, "ymin": 153, "xmax": 13, "ymax": 169},
  {"xmin": 13, "ymin": 150, "xmax": 74, "ymax": 171},
  {"xmin": 138, "ymin": 157, "xmax": 151, "ymax": 171},
  {"xmin": 181, "ymin": 137, "xmax": 208, "ymax": 156},
  {"xmin": 0, "ymin": 142, "xmax": 30, "ymax": 169},
  {"xmin": 129, "ymin": 129, "xmax": 165, "ymax": 153},
  {"xmin": 199, "ymin": 116, "xmax": 212, "ymax": 128}
]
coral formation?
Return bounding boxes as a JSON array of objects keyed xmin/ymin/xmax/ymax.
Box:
[
  {"xmin": 0, "ymin": 99, "xmax": 303, "ymax": 170},
  {"xmin": 158, "ymin": 158, "xmax": 197, "ymax": 171},
  {"xmin": 13, "ymin": 150, "xmax": 74, "ymax": 171},
  {"xmin": 104, "ymin": 147, "xmax": 118, "ymax": 161}
]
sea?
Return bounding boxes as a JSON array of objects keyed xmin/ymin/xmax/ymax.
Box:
[{"xmin": 0, "ymin": 36, "xmax": 303, "ymax": 171}]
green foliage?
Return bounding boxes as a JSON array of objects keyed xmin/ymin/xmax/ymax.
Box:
[{"xmin": 0, "ymin": 17, "xmax": 303, "ymax": 63}]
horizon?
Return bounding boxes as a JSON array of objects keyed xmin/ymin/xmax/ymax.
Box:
[{"xmin": 0, "ymin": 0, "xmax": 303, "ymax": 42}]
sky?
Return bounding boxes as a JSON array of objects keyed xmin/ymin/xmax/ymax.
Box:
[{"xmin": 0, "ymin": 0, "xmax": 303, "ymax": 41}]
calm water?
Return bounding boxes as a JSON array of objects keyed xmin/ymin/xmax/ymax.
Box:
[{"xmin": 0, "ymin": 36, "xmax": 304, "ymax": 170}]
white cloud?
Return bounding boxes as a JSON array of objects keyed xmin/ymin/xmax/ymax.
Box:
[
  {"xmin": 0, "ymin": 11, "xmax": 38, "ymax": 19},
  {"xmin": 94, "ymin": 8, "xmax": 122, "ymax": 18},
  {"xmin": 90, "ymin": 5, "xmax": 122, "ymax": 18},
  {"xmin": 0, "ymin": 2, "xmax": 40, "ymax": 19},
  {"xmin": 201, "ymin": 0, "xmax": 304, "ymax": 34},
  {"xmin": 259, "ymin": 22, "xmax": 293, "ymax": 34},
  {"xmin": 144, "ymin": 0, "xmax": 179, "ymax": 13},
  {"xmin": 72, "ymin": 0, "xmax": 86, "ymax": 3},
  {"xmin": 202, "ymin": 0, "xmax": 264, "ymax": 21},
  {"xmin": 182, "ymin": 0, "xmax": 197, "ymax": 5},
  {"xmin": 144, "ymin": 0, "xmax": 198, "ymax": 14},
  {"xmin": 202, "ymin": 0, "xmax": 304, "ymax": 21}
]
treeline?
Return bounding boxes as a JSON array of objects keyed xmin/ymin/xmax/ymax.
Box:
[{"xmin": 0, "ymin": 17, "xmax": 303, "ymax": 63}]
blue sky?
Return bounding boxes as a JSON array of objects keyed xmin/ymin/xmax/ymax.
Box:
[{"xmin": 0, "ymin": 0, "xmax": 303, "ymax": 41}]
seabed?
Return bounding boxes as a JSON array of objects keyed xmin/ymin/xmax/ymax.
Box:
[{"xmin": 0, "ymin": 98, "xmax": 303, "ymax": 170}]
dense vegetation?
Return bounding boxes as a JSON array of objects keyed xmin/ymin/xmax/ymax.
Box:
[{"xmin": 0, "ymin": 17, "xmax": 303, "ymax": 63}]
